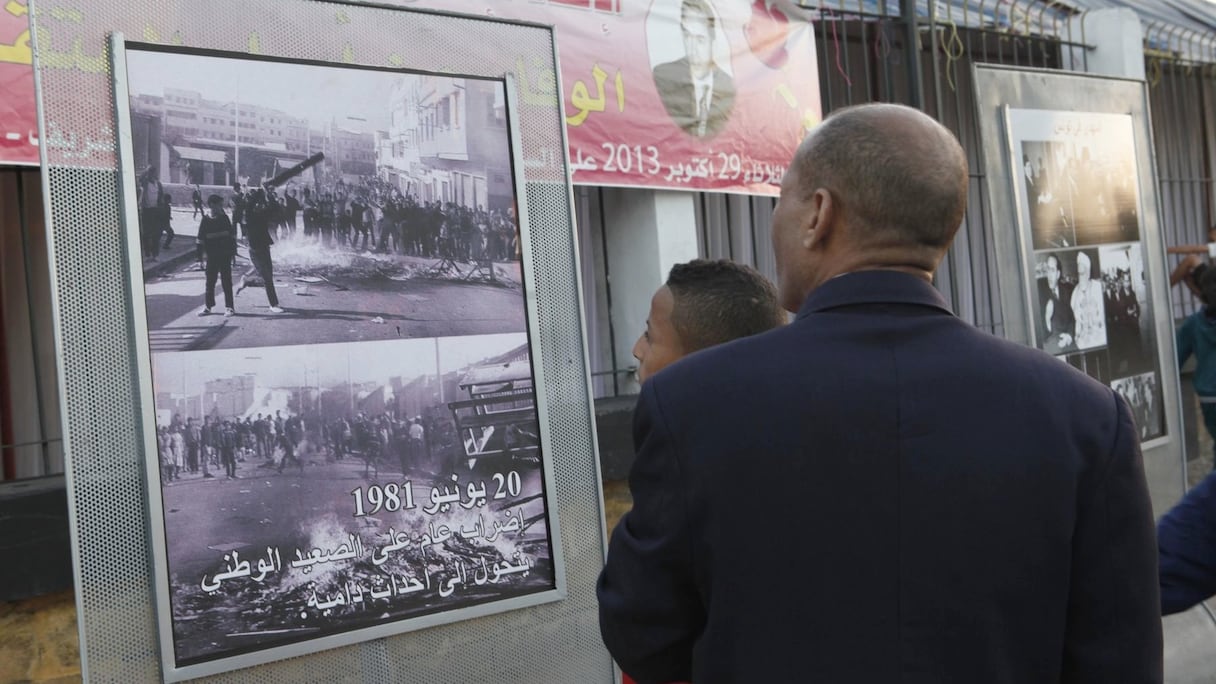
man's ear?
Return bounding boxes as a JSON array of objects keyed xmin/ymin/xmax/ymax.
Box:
[{"xmin": 803, "ymin": 188, "xmax": 836, "ymax": 250}]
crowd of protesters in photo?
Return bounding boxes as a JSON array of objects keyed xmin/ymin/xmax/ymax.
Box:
[
  {"xmin": 139, "ymin": 168, "xmax": 522, "ymax": 265},
  {"xmin": 275, "ymin": 176, "xmax": 522, "ymax": 264},
  {"xmin": 155, "ymin": 406, "xmax": 460, "ymax": 485}
]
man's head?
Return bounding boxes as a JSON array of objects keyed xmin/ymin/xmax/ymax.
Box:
[
  {"xmin": 1076, "ymin": 251, "xmax": 1091, "ymax": 281},
  {"xmin": 633, "ymin": 259, "xmax": 786, "ymax": 383},
  {"xmin": 207, "ymin": 194, "xmax": 225, "ymax": 218},
  {"xmin": 770, "ymin": 103, "xmax": 968, "ymax": 312},
  {"xmin": 680, "ymin": 0, "xmax": 716, "ymax": 79},
  {"xmin": 1044, "ymin": 254, "xmax": 1060, "ymax": 290}
]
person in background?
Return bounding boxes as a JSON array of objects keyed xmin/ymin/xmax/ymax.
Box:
[
  {"xmin": 1159, "ymin": 267, "xmax": 1216, "ymax": 613},
  {"xmin": 191, "ymin": 183, "xmax": 204, "ymax": 219},
  {"xmin": 159, "ymin": 192, "xmax": 176, "ymax": 250},
  {"xmin": 1168, "ymin": 228, "xmax": 1216, "ymax": 300},
  {"xmin": 1175, "ymin": 267, "xmax": 1216, "ymax": 466},
  {"xmin": 1158, "ymin": 244, "xmax": 1216, "ymax": 616},
  {"xmin": 137, "ymin": 165, "xmax": 164, "ymax": 261}
]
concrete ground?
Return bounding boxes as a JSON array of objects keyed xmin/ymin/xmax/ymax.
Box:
[{"xmin": 0, "ymin": 590, "xmax": 79, "ymax": 683}]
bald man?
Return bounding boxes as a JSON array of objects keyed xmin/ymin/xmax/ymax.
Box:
[{"xmin": 597, "ymin": 104, "xmax": 1160, "ymax": 683}]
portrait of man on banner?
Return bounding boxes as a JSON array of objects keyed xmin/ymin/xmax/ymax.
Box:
[{"xmin": 651, "ymin": 0, "xmax": 736, "ymax": 138}]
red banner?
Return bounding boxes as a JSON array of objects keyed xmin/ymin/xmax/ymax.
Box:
[
  {"xmin": 2, "ymin": 0, "xmax": 820, "ymax": 193},
  {"xmin": 424, "ymin": 0, "xmax": 821, "ymax": 194},
  {"xmin": 0, "ymin": 0, "xmax": 37, "ymax": 166}
]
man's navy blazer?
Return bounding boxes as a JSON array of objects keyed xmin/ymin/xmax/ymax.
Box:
[{"xmin": 598, "ymin": 270, "xmax": 1161, "ymax": 683}]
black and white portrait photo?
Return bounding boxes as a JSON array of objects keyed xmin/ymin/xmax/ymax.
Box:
[
  {"xmin": 148, "ymin": 333, "xmax": 555, "ymax": 666},
  {"xmin": 1099, "ymin": 244, "xmax": 1156, "ymax": 377},
  {"xmin": 1033, "ymin": 250, "xmax": 1077, "ymax": 355},
  {"xmin": 1032, "ymin": 248, "xmax": 1106, "ymax": 355},
  {"xmin": 124, "ymin": 47, "xmax": 526, "ymax": 353},
  {"xmin": 647, "ymin": 0, "xmax": 736, "ymax": 138}
]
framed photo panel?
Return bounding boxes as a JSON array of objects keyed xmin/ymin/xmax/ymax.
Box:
[
  {"xmin": 114, "ymin": 41, "xmax": 563, "ymax": 680},
  {"xmin": 1005, "ymin": 108, "xmax": 1165, "ymax": 446}
]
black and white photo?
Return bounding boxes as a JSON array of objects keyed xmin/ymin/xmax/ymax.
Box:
[
  {"xmin": 1111, "ymin": 372, "xmax": 1164, "ymax": 442},
  {"xmin": 1020, "ymin": 141, "xmax": 1076, "ymax": 250},
  {"xmin": 117, "ymin": 44, "xmax": 562, "ymax": 675},
  {"xmin": 125, "ymin": 47, "xmax": 526, "ymax": 353},
  {"xmin": 1032, "ymin": 250, "xmax": 1077, "ymax": 355},
  {"xmin": 1020, "ymin": 138, "xmax": 1138, "ymax": 250},
  {"xmin": 1010, "ymin": 109, "xmax": 1165, "ymax": 445},
  {"xmin": 1031, "ymin": 248, "xmax": 1105, "ymax": 354},
  {"xmin": 1100, "ymin": 244, "xmax": 1156, "ymax": 377},
  {"xmin": 1070, "ymin": 248, "xmax": 1107, "ymax": 351},
  {"xmin": 149, "ymin": 333, "xmax": 555, "ymax": 666}
]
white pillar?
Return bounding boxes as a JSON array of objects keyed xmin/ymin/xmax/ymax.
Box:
[
  {"xmin": 601, "ymin": 188, "xmax": 699, "ymax": 392},
  {"xmin": 1070, "ymin": 8, "xmax": 1144, "ymax": 80}
]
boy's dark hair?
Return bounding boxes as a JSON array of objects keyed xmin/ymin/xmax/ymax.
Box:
[{"xmin": 665, "ymin": 259, "xmax": 786, "ymax": 353}]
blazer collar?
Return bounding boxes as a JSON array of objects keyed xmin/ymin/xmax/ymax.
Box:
[{"xmin": 795, "ymin": 270, "xmax": 955, "ymax": 320}]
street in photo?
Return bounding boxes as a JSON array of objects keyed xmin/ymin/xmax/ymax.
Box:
[
  {"xmin": 124, "ymin": 48, "xmax": 526, "ymax": 353},
  {"xmin": 149, "ymin": 332, "xmax": 555, "ymax": 665}
]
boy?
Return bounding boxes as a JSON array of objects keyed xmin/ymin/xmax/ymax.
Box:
[{"xmin": 632, "ymin": 259, "xmax": 787, "ymax": 383}]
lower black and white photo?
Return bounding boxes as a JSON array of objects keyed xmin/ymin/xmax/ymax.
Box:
[
  {"xmin": 148, "ymin": 333, "xmax": 557, "ymax": 667},
  {"xmin": 1111, "ymin": 371, "xmax": 1164, "ymax": 442}
]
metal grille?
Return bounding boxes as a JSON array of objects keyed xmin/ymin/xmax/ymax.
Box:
[
  {"xmin": 1148, "ymin": 58, "xmax": 1216, "ymax": 320},
  {"xmin": 33, "ymin": 0, "xmax": 610, "ymax": 680},
  {"xmin": 810, "ymin": 0, "xmax": 1091, "ymax": 337},
  {"xmin": 575, "ymin": 1, "xmax": 1102, "ymax": 396}
]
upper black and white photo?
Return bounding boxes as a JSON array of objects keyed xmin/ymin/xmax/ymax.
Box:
[
  {"xmin": 123, "ymin": 47, "xmax": 526, "ymax": 353},
  {"xmin": 1019, "ymin": 133, "xmax": 1139, "ymax": 251}
]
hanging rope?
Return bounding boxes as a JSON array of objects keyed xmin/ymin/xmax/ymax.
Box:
[
  {"xmin": 828, "ymin": 9, "xmax": 853, "ymax": 87},
  {"xmin": 874, "ymin": 17, "xmax": 892, "ymax": 63},
  {"xmin": 943, "ymin": 13, "xmax": 966, "ymax": 92}
]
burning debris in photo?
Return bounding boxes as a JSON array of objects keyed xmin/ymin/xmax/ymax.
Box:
[{"xmin": 172, "ymin": 502, "xmax": 552, "ymax": 662}]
